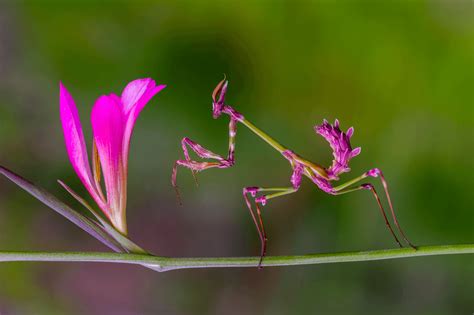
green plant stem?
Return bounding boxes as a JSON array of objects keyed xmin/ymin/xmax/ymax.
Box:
[{"xmin": 0, "ymin": 244, "xmax": 472, "ymax": 272}]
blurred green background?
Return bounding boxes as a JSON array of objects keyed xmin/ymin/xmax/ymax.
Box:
[{"xmin": 0, "ymin": 1, "xmax": 473, "ymax": 314}]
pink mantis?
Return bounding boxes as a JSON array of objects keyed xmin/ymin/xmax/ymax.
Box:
[{"xmin": 172, "ymin": 78, "xmax": 416, "ymax": 267}]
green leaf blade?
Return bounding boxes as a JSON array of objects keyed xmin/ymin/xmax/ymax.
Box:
[{"xmin": 0, "ymin": 165, "xmax": 124, "ymax": 253}]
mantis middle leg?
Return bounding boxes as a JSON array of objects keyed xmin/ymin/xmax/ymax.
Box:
[{"xmin": 243, "ymin": 165, "xmax": 304, "ymax": 267}]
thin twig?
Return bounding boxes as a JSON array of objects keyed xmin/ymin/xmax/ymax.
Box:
[{"xmin": 0, "ymin": 244, "xmax": 472, "ymax": 272}]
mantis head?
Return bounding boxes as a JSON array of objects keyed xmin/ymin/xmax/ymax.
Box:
[{"xmin": 212, "ymin": 78, "xmax": 228, "ymax": 119}]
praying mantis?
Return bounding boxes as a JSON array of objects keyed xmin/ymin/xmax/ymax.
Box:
[{"xmin": 172, "ymin": 78, "xmax": 416, "ymax": 267}]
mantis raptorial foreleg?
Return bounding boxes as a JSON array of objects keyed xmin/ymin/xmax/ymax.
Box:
[{"xmin": 171, "ymin": 118, "xmax": 238, "ymax": 202}]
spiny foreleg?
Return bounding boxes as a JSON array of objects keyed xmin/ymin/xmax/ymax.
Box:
[{"xmin": 171, "ymin": 118, "xmax": 238, "ymax": 202}]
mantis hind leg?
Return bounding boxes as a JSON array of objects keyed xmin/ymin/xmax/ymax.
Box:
[
  {"xmin": 332, "ymin": 169, "xmax": 416, "ymax": 249},
  {"xmin": 333, "ymin": 183, "xmax": 402, "ymax": 247}
]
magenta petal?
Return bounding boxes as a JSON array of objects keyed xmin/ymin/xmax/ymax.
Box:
[
  {"xmin": 91, "ymin": 95, "xmax": 126, "ymax": 228},
  {"xmin": 120, "ymin": 78, "xmax": 166, "ymax": 166},
  {"xmin": 121, "ymin": 78, "xmax": 165, "ymax": 115},
  {"xmin": 59, "ymin": 83, "xmax": 98, "ymax": 197}
]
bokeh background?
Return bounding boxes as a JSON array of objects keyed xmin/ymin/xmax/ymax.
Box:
[{"xmin": 0, "ymin": 1, "xmax": 473, "ymax": 314}]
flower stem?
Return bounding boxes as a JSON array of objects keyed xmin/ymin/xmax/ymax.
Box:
[{"xmin": 0, "ymin": 244, "xmax": 472, "ymax": 272}]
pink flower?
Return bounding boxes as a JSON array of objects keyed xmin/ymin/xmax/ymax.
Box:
[{"xmin": 59, "ymin": 79, "xmax": 166, "ymax": 234}]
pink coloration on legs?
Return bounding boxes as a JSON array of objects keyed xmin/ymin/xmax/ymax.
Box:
[
  {"xmin": 367, "ymin": 168, "xmax": 416, "ymax": 248},
  {"xmin": 182, "ymin": 138, "xmax": 224, "ymax": 161},
  {"xmin": 242, "ymin": 161, "xmax": 305, "ymax": 266},
  {"xmin": 361, "ymin": 183, "xmax": 373, "ymax": 190},
  {"xmin": 243, "ymin": 187, "xmax": 267, "ymax": 268},
  {"xmin": 171, "ymin": 137, "xmax": 236, "ymax": 187},
  {"xmin": 361, "ymin": 183, "xmax": 403, "ymax": 247},
  {"xmin": 244, "ymin": 187, "xmax": 260, "ymax": 197},
  {"xmin": 255, "ymin": 196, "xmax": 267, "ymax": 205},
  {"xmin": 366, "ymin": 168, "xmax": 381, "ymax": 178},
  {"xmin": 171, "ymin": 119, "xmax": 238, "ymax": 200}
]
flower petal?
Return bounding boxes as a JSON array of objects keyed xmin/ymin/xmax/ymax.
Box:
[
  {"xmin": 91, "ymin": 95, "xmax": 126, "ymax": 232},
  {"xmin": 121, "ymin": 78, "xmax": 166, "ymax": 115},
  {"xmin": 120, "ymin": 78, "xmax": 166, "ymax": 166},
  {"xmin": 59, "ymin": 83, "xmax": 103, "ymax": 203}
]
